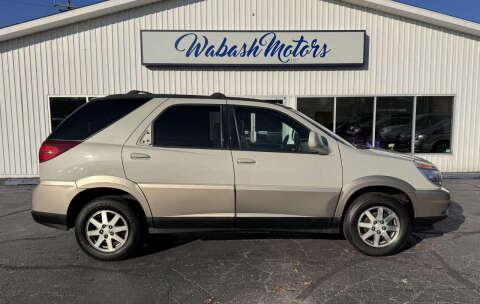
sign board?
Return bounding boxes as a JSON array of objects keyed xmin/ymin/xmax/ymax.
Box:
[{"xmin": 141, "ymin": 30, "xmax": 366, "ymax": 67}]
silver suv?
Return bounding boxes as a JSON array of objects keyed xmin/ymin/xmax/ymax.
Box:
[{"xmin": 32, "ymin": 91, "xmax": 450, "ymax": 260}]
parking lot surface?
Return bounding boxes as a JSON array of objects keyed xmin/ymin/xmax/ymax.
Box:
[{"xmin": 1, "ymin": 179, "xmax": 480, "ymax": 304}]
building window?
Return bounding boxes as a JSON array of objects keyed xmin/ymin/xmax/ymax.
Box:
[
  {"xmin": 415, "ymin": 96, "xmax": 453, "ymax": 153},
  {"xmin": 49, "ymin": 97, "xmax": 87, "ymax": 131},
  {"xmin": 297, "ymin": 97, "xmax": 334, "ymax": 131},
  {"xmin": 296, "ymin": 95, "xmax": 453, "ymax": 154},
  {"xmin": 376, "ymin": 97, "xmax": 414, "ymax": 152},
  {"xmin": 336, "ymin": 97, "xmax": 374, "ymax": 148}
]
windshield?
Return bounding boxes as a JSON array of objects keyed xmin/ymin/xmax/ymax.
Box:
[{"xmin": 288, "ymin": 108, "xmax": 355, "ymax": 148}]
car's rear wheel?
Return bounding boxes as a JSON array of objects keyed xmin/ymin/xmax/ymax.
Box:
[
  {"xmin": 75, "ymin": 197, "xmax": 142, "ymax": 261},
  {"xmin": 343, "ymin": 193, "xmax": 411, "ymax": 256}
]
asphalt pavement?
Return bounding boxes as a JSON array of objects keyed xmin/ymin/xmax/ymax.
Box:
[{"xmin": 1, "ymin": 179, "xmax": 480, "ymax": 304}]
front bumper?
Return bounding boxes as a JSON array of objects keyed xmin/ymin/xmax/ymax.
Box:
[{"xmin": 413, "ymin": 187, "xmax": 450, "ymax": 230}]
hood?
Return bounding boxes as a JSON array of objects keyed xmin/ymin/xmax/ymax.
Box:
[{"xmin": 363, "ymin": 147, "xmax": 433, "ymax": 164}]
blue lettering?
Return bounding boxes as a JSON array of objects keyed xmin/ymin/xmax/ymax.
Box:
[
  {"xmin": 246, "ymin": 38, "xmax": 260, "ymax": 57},
  {"xmin": 173, "ymin": 32, "xmax": 332, "ymax": 63},
  {"xmin": 215, "ymin": 38, "xmax": 229, "ymax": 57},
  {"xmin": 292, "ymin": 35, "xmax": 307, "ymax": 56},
  {"xmin": 205, "ymin": 45, "xmax": 216, "ymax": 57}
]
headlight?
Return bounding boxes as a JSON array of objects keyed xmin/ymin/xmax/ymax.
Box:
[{"xmin": 416, "ymin": 162, "xmax": 442, "ymax": 186}]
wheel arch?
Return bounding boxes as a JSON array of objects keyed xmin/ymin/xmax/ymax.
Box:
[
  {"xmin": 336, "ymin": 176, "xmax": 416, "ymax": 224},
  {"xmin": 67, "ymin": 176, "xmax": 153, "ymax": 229}
]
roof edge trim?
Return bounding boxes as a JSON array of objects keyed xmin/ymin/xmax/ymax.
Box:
[{"xmin": 0, "ymin": 0, "xmax": 160, "ymax": 43}]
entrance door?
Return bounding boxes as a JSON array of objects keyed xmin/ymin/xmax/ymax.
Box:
[{"xmin": 228, "ymin": 101, "xmax": 343, "ymax": 229}]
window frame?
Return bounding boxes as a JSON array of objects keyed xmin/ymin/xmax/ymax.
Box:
[
  {"xmin": 150, "ymin": 103, "xmax": 226, "ymax": 150},
  {"xmin": 295, "ymin": 94, "xmax": 455, "ymax": 155},
  {"xmin": 229, "ymin": 104, "xmax": 318, "ymax": 154}
]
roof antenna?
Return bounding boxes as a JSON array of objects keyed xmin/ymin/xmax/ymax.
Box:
[{"xmin": 53, "ymin": 0, "xmax": 77, "ymax": 12}]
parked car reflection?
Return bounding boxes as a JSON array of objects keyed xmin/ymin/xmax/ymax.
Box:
[{"xmin": 396, "ymin": 114, "xmax": 452, "ymax": 153}]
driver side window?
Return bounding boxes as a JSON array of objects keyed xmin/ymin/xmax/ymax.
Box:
[{"xmin": 233, "ymin": 106, "xmax": 313, "ymax": 153}]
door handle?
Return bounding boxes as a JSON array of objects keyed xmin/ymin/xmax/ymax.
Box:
[
  {"xmin": 130, "ymin": 153, "xmax": 151, "ymax": 160},
  {"xmin": 237, "ymin": 158, "xmax": 256, "ymax": 164}
]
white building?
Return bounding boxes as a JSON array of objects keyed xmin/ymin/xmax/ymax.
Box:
[{"xmin": 0, "ymin": 0, "xmax": 479, "ymax": 178}]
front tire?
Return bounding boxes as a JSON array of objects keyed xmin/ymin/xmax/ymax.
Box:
[
  {"xmin": 343, "ymin": 193, "xmax": 411, "ymax": 256},
  {"xmin": 75, "ymin": 197, "xmax": 142, "ymax": 261}
]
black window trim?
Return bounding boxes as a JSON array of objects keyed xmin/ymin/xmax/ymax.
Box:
[
  {"xmin": 228, "ymin": 104, "xmax": 318, "ymax": 155},
  {"xmin": 150, "ymin": 103, "xmax": 227, "ymax": 151}
]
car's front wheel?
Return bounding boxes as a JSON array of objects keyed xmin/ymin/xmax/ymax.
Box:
[
  {"xmin": 75, "ymin": 197, "xmax": 142, "ymax": 261},
  {"xmin": 343, "ymin": 193, "xmax": 411, "ymax": 256}
]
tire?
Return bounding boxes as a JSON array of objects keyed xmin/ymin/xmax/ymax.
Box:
[
  {"xmin": 343, "ymin": 192, "xmax": 411, "ymax": 256},
  {"xmin": 75, "ymin": 196, "xmax": 143, "ymax": 261}
]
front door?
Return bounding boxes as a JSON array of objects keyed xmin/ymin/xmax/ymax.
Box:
[
  {"xmin": 228, "ymin": 102, "xmax": 343, "ymax": 229},
  {"xmin": 123, "ymin": 100, "xmax": 235, "ymax": 229}
]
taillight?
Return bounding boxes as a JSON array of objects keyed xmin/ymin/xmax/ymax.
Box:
[{"xmin": 39, "ymin": 140, "xmax": 81, "ymax": 163}]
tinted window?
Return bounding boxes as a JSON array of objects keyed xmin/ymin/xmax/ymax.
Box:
[
  {"xmin": 48, "ymin": 97, "xmax": 150, "ymax": 140},
  {"xmin": 297, "ymin": 97, "xmax": 334, "ymax": 131},
  {"xmin": 49, "ymin": 97, "xmax": 87, "ymax": 131},
  {"xmin": 233, "ymin": 106, "xmax": 312, "ymax": 153},
  {"xmin": 376, "ymin": 97, "xmax": 414, "ymax": 152},
  {"xmin": 415, "ymin": 96, "xmax": 453, "ymax": 153},
  {"xmin": 153, "ymin": 105, "xmax": 222, "ymax": 149},
  {"xmin": 336, "ymin": 97, "xmax": 375, "ymax": 147}
]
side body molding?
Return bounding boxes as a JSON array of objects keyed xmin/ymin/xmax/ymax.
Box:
[
  {"xmin": 334, "ymin": 175, "xmax": 417, "ymax": 219},
  {"xmin": 75, "ymin": 175, "xmax": 153, "ymax": 220}
]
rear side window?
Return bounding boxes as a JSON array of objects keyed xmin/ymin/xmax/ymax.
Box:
[
  {"xmin": 153, "ymin": 105, "xmax": 222, "ymax": 149},
  {"xmin": 48, "ymin": 97, "xmax": 151, "ymax": 140}
]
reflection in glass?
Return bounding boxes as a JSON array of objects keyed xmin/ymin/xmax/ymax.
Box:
[
  {"xmin": 336, "ymin": 97, "xmax": 375, "ymax": 148},
  {"xmin": 297, "ymin": 97, "xmax": 334, "ymax": 131},
  {"xmin": 414, "ymin": 96, "xmax": 453, "ymax": 153},
  {"xmin": 376, "ymin": 97, "xmax": 414, "ymax": 152}
]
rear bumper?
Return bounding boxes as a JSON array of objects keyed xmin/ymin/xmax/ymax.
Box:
[
  {"xmin": 32, "ymin": 181, "xmax": 77, "ymax": 230},
  {"xmin": 32, "ymin": 180, "xmax": 77, "ymax": 214},
  {"xmin": 31, "ymin": 211, "xmax": 68, "ymax": 230}
]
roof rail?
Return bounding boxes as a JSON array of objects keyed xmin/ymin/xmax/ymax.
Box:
[{"xmin": 127, "ymin": 90, "xmax": 152, "ymax": 95}]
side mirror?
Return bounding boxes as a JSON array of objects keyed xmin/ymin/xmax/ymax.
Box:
[{"xmin": 308, "ymin": 131, "xmax": 330, "ymax": 155}]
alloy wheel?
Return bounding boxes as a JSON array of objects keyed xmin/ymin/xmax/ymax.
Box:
[
  {"xmin": 357, "ymin": 206, "xmax": 400, "ymax": 248},
  {"xmin": 85, "ymin": 210, "xmax": 129, "ymax": 253}
]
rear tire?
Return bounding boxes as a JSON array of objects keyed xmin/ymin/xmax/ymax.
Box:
[
  {"xmin": 343, "ymin": 192, "xmax": 411, "ymax": 256},
  {"xmin": 75, "ymin": 197, "xmax": 142, "ymax": 261}
]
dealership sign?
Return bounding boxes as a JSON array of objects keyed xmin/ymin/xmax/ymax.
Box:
[{"xmin": 141, "ymin": 30, "xmax": 366, "ymax": 67}]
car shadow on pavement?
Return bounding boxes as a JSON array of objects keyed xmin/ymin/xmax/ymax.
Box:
[
  {"xmin": 405, "ymin": 200, "xmax": 465, "ymax": 250},
  {"xmin": 133, "ymin": 231, "xmax": 345, "ymax": 258}
]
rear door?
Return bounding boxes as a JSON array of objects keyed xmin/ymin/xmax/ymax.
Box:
[
  {"xmin": 227, "ymin": 101, "xmax": 343, "ymax": 229},
  {"xmin": 122, "ymin": 99, "xmax": 235, "ymax": 229}
]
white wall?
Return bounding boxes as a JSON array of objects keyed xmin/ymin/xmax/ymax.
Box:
[{"xmin": 0, "ymin": 0, "xmax": 479, "ymax": 177}]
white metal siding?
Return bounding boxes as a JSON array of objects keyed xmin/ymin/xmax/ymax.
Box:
[{"xmin": 0, "ymin": 0, "xmax": 479, "ymax": 176}]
